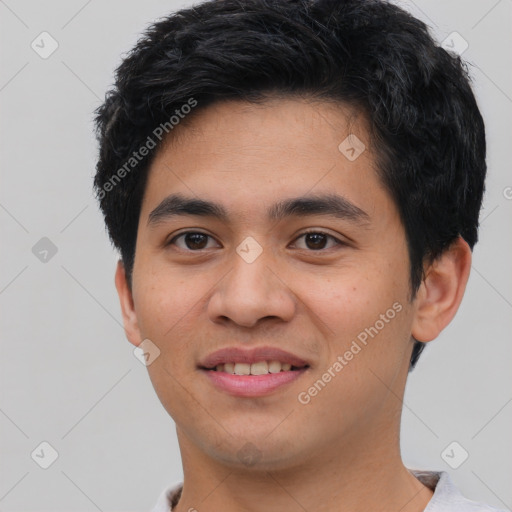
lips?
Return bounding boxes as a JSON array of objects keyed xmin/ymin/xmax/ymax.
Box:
[{"xmin": 198, "ymin": 346, "xmax": 310, "ymax": 397}]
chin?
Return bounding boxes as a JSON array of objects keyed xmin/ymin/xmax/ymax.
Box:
[{"xmin": 199, "ymin": 433, "xmax": 310, "ymax": 472}]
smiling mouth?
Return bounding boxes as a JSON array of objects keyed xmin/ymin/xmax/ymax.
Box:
[{"xmin": 202, "ymin": 361, "xmax": 309, "ymax": 375}]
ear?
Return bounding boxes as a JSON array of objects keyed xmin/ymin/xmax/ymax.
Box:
[
  {"xmin": 411, "ymin": 237, "xmax": 472, "ymax": 342},
  {"xmin": 114, "ymin": 260, "xmax": 142, "ymax": 347}
]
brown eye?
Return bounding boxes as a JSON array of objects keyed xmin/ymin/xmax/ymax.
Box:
[
  {"xmin": 169, "ymin": 232, "xmax": 219, "ymax": 251},
  {"xmin": 304, "ymin": 233, "xmax": 328, "ymax": 250},
  {"xmin": 293, "ymin": 231, "xmax": 341, "ymax": 251},
  {"xmin": 184, "ymin": 233, "xmax": 208, "ymax": 249}
]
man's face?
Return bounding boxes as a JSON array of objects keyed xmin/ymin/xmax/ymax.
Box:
[{"xmin": 125, "ymin": 98, "xmax": 417, "ymax": 469}]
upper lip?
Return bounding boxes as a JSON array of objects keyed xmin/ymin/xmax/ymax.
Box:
[{"xmin": 199, "ymin": 346, "xmax": 310, "ymax": 369}]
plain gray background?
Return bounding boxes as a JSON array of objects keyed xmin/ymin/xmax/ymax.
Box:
[{"xmin": 1, "ymin": 0, "xmax": 511, "ymax": 510}]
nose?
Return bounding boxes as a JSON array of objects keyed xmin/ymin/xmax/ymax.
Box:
[{"xmin": 207, "ymin": 247, "xmax": 296, "ymax": 329}]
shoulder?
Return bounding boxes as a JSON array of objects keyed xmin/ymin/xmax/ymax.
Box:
[{"xmin": 412, "ymin": 470, "xmax": 508, "ymax": 512}]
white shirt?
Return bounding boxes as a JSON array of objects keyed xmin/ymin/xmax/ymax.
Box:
[{"xmin": 151, "ymin": 470, "xmax": 508, "ymax": 512}]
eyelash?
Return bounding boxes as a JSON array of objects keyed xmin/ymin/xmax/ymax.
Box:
[{"xmin": 167, "ymin": 229, "xmax": 344, "ymax": 252}]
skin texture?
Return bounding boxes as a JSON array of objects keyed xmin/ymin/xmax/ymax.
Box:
[{"xmin": 115, "ymin": 97, "xmax": 472, "ymax": 512}]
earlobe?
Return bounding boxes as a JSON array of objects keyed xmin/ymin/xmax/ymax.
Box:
[
  {"xmin": 114, "ymin": 260, "xmax": 142, "ymax": 347},
  {"xmin": 411, "ymin": 237, "xmax": 472, "ymax": 343}
]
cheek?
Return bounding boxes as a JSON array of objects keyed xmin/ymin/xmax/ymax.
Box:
[
  {"xmin": 132, "ymin": 261, "xmax": 207, "ymax": 348},
  {"xmin": 293, "ymin": 262, "xmax": 408, "ymax": 344},
  {"xmin": 132, "ymin": 268, "xmax": 209, "ymax": 417},
  {"xmin": 296, "ymin": 299, "xmax": 412, "ymax": 433},
  {"xmin": 292, "ymin": 257, "xmax": 413, "ymax": 410}
]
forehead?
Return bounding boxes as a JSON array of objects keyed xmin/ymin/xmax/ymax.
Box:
[{"xmin": 139, "ymin": 97, "xmax": 391, "ymax": 226}]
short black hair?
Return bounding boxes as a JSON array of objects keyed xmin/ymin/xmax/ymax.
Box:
[{"xmin": 93, "ymin": 0, "xmax": 486, "ymax": 370}]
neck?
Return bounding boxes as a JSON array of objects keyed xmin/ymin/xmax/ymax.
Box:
[{"xmin": 173, "ymin": 419, "xmax": 433, "ymax": 512}]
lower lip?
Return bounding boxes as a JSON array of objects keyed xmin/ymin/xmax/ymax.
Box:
[{"xmin": 202, "ymin": 368, "xmax": 308, "ymax": 397}]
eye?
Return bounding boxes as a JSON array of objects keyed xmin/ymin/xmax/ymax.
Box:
[
  {"xmin": 292, "ymin": 230, "xmax": 343, "ymax": 251},
  {"xmin": 167, "ymin": 230, "xmax": 344, "ymax": 252},
  {"xmin": 168, "ymin": 231, "xmax": 220, "ymax": 251}
]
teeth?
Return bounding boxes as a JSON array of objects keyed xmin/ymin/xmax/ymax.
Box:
[
  {"xmin": 250, "ymin": 361, "xmax": 268, "ymax": 375},
  {"xmin": 234, "ymin": 363, "xmax": 251, "ymax": 375},
  {"xmin": 214, "ymin": 360, "xmax": 300, "ymax": 375},
  {"xmin": 268, "ymin": 360, "xmax": 282, "ymax": 373}
]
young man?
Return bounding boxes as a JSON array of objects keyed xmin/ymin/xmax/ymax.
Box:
[{"xmin": 93, "ymin": 0, "xmax": 503, "ymax": 510}]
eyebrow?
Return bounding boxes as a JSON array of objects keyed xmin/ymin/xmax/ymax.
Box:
[{"xmin": 147, "ymin": 192, "xmax": 370, "ymax": 227}]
